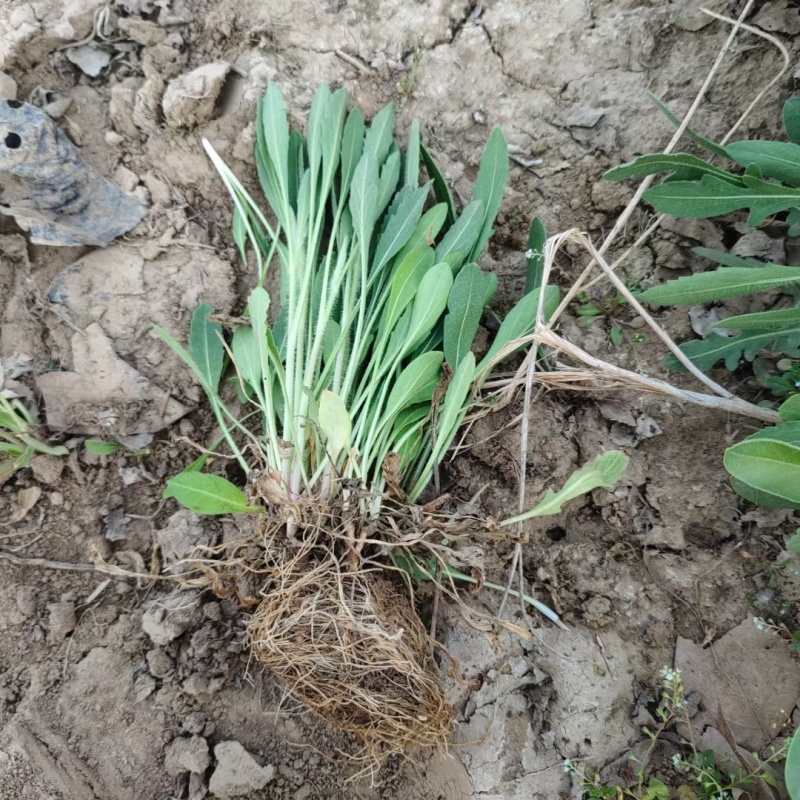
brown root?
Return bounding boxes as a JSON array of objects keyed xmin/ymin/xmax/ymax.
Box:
[{"xmin": 195, "ymin": 491, "xmax": 459, "ymax": 773}]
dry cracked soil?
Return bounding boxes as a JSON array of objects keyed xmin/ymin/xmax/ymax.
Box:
[{"xmin": 1, "ymin": 0, "xmax": 800, "ymax": 798}]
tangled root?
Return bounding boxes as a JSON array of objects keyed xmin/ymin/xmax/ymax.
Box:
[{"xmin": 201, "ymin": 492, "xmax": 457, "ymax": 770}]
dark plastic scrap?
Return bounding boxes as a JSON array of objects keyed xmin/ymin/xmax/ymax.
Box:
[{"xmin": 0, "ymin": 99, "xmax": 146, "ymax": 246}]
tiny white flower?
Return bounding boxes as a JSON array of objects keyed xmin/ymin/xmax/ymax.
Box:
[
  {"xmin": 563, "ymin": 758, "xmax": 572, "ymax": 773},
  {"xmin": 671, "ymin": 753, "xmax": 681, "ymax": 766},
  {"xmin": 753, "ymin": 616, "xmax": 766, "ymax": 632},
  {"xmin": 525, "ymin": 248, "xmax": 535, "ymax": 259}
]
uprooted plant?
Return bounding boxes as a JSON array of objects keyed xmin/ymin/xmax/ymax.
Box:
[{"xmin": 153, "ymin": 83, "xmax": 628, "ymax": 767}]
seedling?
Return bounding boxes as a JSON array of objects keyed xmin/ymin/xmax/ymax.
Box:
[
  {"xmin": 0, "ymin": 392, "xmax": 67, "ymax": 480},
  {"xmin": 567, "ymin": 667, "xmax": 786, "ymax": 799}
]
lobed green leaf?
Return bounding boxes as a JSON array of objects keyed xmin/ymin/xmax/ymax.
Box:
[
  {"xmin": 604, "ymin": 153, "xmax": 738, "ymax": 184},
  {"xmin": 726, "ymin": 140, "xmax": 800, "ymax": 187},
  {"xmin": 667, "ymin": 328, "xmax": 800, "ymax": 373},
  {"xmin": 639, "ymin": 265, "xmax": 800, "ymax": 307},
  {"xmin": 501, "ymin": 451, "xmax": 629, "ymax": 524},
  {"xmin": 643, "ymin": 174, "xmax": 800, "ymax": 226},
  {"xmin": 713, "ymin": 307, "xmax": 800, "ymax": 331}
]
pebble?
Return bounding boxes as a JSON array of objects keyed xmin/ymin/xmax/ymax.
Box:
[
  {"xmin": 47, "ymin": 601, "xmax": 76, "ymax": 643},
  {"xmin": 134, "ymin": 673, "xmax": 156, "ymax": 702},
  {"xmin": 0, "ymin": 71, "xmax": 18, "ymax": 100},
  {"xmin": 15, "ymin": 586, "xmax": 37, "ymax": 618},
  {"xmin": 183, "ymin": 673, "xmax": 210, "ymax": 698},
  {"xmin": 146, "ymin": 648, "xmax": 175, "ymax": 678},
  {"xmin": 114, "ymin": 165, "xmax": 139, "ymax": 193},
  {"xmin": 182, "ymin": 711, "xmax": 207, "ymax": 735},
  {"xmin": 118, "ymin": 17, "xmax": 167, "ymax": 47},
  {"xmin": 162, "ymin": 62, "xmax": 231, "ymax": 128},
  {"xmin": 164, "ymin": 735, "xmax": 211, "ymax": 775},
  {"xmin": 141, "ymin": 592, "xmax": 200, "ymax": 645},
  {"xmin": 208, "ymin": 741, "xmax": 275, "ymax": 798}
]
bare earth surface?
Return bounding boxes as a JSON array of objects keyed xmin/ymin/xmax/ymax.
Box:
[{"xmin": 1, "ymin": 0, "xmax": 800, "ymax": 798}]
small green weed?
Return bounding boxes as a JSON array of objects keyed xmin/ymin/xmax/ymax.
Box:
[
  {"xmin": 84, "ymin": 439, "xmax": 150, "ymax": 456},
  {"xmin": 397, "ymin": 45, "xmax": 424, "ymax": 102},
  {"xmin": 0, "ymin": 392, "xmax": 67, "ymax": 480},
  {"xmin": 567, "ymin": 667, "xmax": 786, "ymax": 800}
]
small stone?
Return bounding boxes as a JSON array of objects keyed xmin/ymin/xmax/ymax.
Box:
[
  {"xmin": 105, "ymin": 130, "xmax": 123, "ymax": 146},
  {"xmin": 49, "ymin": 491, "xmax": 64, "ymax": 506},
  {"xmin": 141, "ymin": 592, "xmax": 200, "ymax": 645},
  {"xmin": 613, "ymin": 578, "xmax": 643, "ymax": 603},
  {"xmin": 118, "ymin": 466, "xmax": 142, "ymax": 486},
  {"xmin": 30, "ymin": 455, "xmax": 65, "ymax": 485},
  {"xmin": 142, "ymin": 172, "xmax": 172, "ymax": 206},
  {"xmin": 134, "ymin": 673, "xmax": 156, "ymax": 702},
  {"xmin": 652, "ymin": 239, "xmax": 685, "ymax": 270},
  {"xmin": 47, "ymin": 601, "xmax": 76, "ymax": 643},
  {"xmin": 0, "ymin": 71, "xmax": 18, "ymax": 101},
  {"xmin": 133, "ymin": 75, "xmax": 165, "ymax": 132},
  {"xmin": 156, "ymin": 510, "xmax": 211, "ymax": 574},
  {"xmin": 165, "ymin": 735, "xmax": 211, "ymax": 776},
  {"xmin": 507, "ymin": 656, "xmax": 530, "ymax": 679},
  {"xmin": 295, "ymin": 785, "xmax": 312, "ymax": 800},
  {"xmin": 563, "ymin": 106, "xmax": 606, "ymax": 128},
  {"xmin": 163, "ymin": 62, "xmax": 231, "ymax": 128},
  {"xmin": 114, "ymin": 165, "xmax": 139, "ymax": 193},
  {"xmin": 15, "ymin": 586, "xmax": 37, "ymax": 618},
  {"xmin": 146, "ymin": 648, "xmax": 175, "ymax": 678},
  {"xmin": 117, "ymin": 16, "xmax": 167, "ymax": 47},
  {"xmin": 591, "ymin": 180, "xmax": 634, "ymax": 212},
  {"xmin": 202, "ymin": 602, "xmax": 221, "ymax": 621},
  {"xmin": 209, "ymin": 741, "xmax": 275, "ymax": 798},
  {"xmin": 109, "ymin": 79, "xmax": 142, "ymax": 139},
  {"xmin": 183, "ymin": 673, "xmax": 210, "ymax": 698},
  {"xmin": 583, "ymin": 595, "xmax": 613, "ymax": 626},
  {"xmin": 660, "ymin": 217, "xmax": 724, "ymax": 251},
  {"xmin": 182, "ymin": 711, "xmax": 207, "ymax": 735},
  {"xmin": 189, "ymin": 772, "xmax": 208, "ymax": 800}
]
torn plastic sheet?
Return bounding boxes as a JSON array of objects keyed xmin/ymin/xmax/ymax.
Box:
[{"xmin": 0, "ymin": 99, "xmax": 146, "ymax": 246}]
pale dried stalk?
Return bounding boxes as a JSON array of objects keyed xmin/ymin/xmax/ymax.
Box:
[
  {"xmin": 533, "ymin": 328, "xmax": 781, "ymax": 425},
  {"xmin": 574, "ymin": 10, "xmax": 789, "ymax": 299},
  {"xmin": 561, "ymin": 230, "xmax": 736, "ymax": 398},
  {"xmin": 547, "ymin": 0, "xmax": 757, "ymax": 322}
]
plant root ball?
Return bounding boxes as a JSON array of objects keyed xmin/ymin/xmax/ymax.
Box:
[{"xmin": 244, "ymin": 546, "xmax": 452, "ymax": 765}]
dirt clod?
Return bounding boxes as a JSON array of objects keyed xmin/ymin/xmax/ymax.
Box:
[
  {"xmin": 165, "ymin": 735, "xmax": 211, "ymax": 776},
  {"xmin": 163, "ymin": 63, "xmax": 232, "ymax": 128},
  {"xmin": 208, "ymin": 741, "xmax": 275, "ymax": 798},
  {"xmin": 141, "ymin": 592, "xmax": 201, "ymax": 646},
  {"xmin": 46, "ymin": 601, "xmax": 76, "ymax": 643}
]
